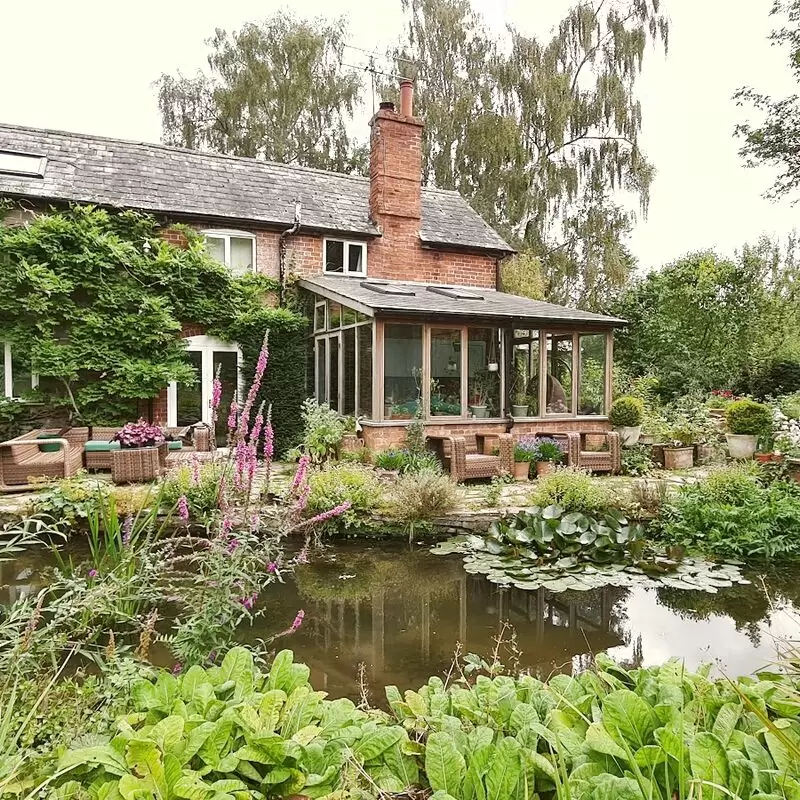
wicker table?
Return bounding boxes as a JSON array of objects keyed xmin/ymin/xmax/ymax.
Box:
[{"xmin": 111, "ymin": 445, "xmax": 166, "ymax": 483}]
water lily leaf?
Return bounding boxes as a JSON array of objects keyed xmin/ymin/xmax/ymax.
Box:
[
  {"xmin": 579, "ymin": 531, "xmax": 597, "ymax": 545},
  {"xmin": 542, "ymin": 504, "xmax": 563, "ymax": 520}
]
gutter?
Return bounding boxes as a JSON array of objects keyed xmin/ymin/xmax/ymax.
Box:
[{"xmin": 278, "ymin": 199, "xmax": 302, "ymax": 307}]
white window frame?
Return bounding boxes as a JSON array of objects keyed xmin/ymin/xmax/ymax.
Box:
[
  {"xmin": 2, "ymin": 342, "xmax": 38, "ymax": 399},
  {"xmin": 202, "ymin": 229, "xmax": 257, "ymax": 275},
  {"xmin": 323, "ymin": 238, "xmax": 367, "ymax": 277}
]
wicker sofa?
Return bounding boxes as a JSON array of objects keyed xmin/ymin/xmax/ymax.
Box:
[{"xmin": 0, "ymin": 428, "xmax": 86, "ymax": 491}]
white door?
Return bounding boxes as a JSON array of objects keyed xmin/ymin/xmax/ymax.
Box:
[{"xmin": 167, "ymin": 336, "xmax": 242, "ymax": 443}]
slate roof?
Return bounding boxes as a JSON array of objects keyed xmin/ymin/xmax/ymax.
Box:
[
  {"xmin": 300, "ymin": 275, "xmax": 625, "ymax": 326},
  {"xmin": 0, "ymin": 123, "xmax": 513, "ymax": 254}
]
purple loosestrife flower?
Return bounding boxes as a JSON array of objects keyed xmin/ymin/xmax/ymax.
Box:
[
  {"xmin": 226, "ymin": 538, "xmax": 241, "ymax": 554},
  {"xmin": 250, "ymin": 403, "xmax": 265, "ymax": 446},
  {"xmin": 295, "ymin": 544, "xmax": 310, "ymax": 564},
  {"xmin": 267, "ymin": 561, "xmax": 278, "ymax": 573},
  {"xmin": 190, "ymin": 457, "xmax": 201, "ymax": 486},
  {"xmin": 293, "ymin": 482, "xmax": 311, "ymax": 515},
  {"xmin": 233, "ymin": 440, "xmax": 248, "ymax": 490},
  {"xmin": 290, "ymin": 610, "xmax": 305, "ymax": 632},
  {"xmin": 227, "ymin": 398, "xmax": 238, "ymax": 432},
  {"xmin": 240, "ymin": 593, "xmax": 258, "ymax": 611},
  {"xmin": 303, "ymin": 501, "xmax": 352, "ymax": 528},
  {"xmin": 177, "ymin": 495, "xmax": 190, "ymax": 522},
  {"xmin": 250, "ymin": 513, "xmax": 260, "ymax": 532},
  {"xmin": 88, "ymin": 568, "xmax": 98, "ymax": 579},
  {"xmin": 290, "ymin": 455, "xmax": 310, "ymax": 494},
  {"xmin": 221, "ymin": 515, "xmax": 233, "ymax": 537},
  {"xmin": 172, "ymin": 662, "xmax": 183, "ymax": 675},
  {"xmin": 239, "ymin": 332, "xmax": 269, "ymax": 438},
  {"xmin": 122, "ymin": 514, "xmax": 133, "ymax": 545},
  {"xmin": 263, "ymin": 410, "xmax": 274, "ymax": 462},
  {"xmin": 210, "ymin": 364, "xmax": 222, "ymax": 428}
]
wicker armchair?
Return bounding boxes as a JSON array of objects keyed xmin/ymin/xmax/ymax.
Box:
[
  {"xmin": 0, "ymin": 429, "xmax": 85, "ymax": 492},
  {"xmin": 560, "ymin": 431, "xmax": 621, "ymax": 474},
  {"xmin": 447, "ymin": 433, "xmax": 514, "ymax": 483}
]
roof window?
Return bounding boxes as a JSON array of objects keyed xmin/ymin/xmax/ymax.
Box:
[
  {"xmin": 0, "ymin": 151, "xmax": 47, "ymax": 177},
  {"xmin": 427, "ymin": 285, "xmax": 484, "ymax": 300},
  {"xmin": 360, "ymin": 281, "xmax": 416, "ymax": 296}
]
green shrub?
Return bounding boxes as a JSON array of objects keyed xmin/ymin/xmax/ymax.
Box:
[
  {"xmin": 658, "ymin": 463, "xmax": 800, "ymax": 560},
  {"xmin": 739, "ymin": 356, "xmax": 800, "ymax": 399},
  {"xmin": 609, "ymin": 395, "xmax": 644, "ymax": 427},
  {"xmin": 529, "ymin": 466, "xmax": 611, "ymax": 515},
  {"xmin": 620, "ymin": 443, "xmax": 656, "ymax": 476},
  {"xmin": 385, "ymin": 467, "xmax": 460, "ymax": 526},
  {"xmin": 779, "ymin": 391, "xmax": 800, "ymax": 421},
  {"xmin": 29, "ymin": 473, "xmax": 110, "ymax": 528},
  {"xmin": 725, "ymin": 398, "xmax": 773, "ymax": 436},
  {"xmin": 299, "ymin": 398, "xmax": 344, "ymax": 463},
  {"xmin": 306, "ymin": 463, "xmax": 383, "ymax": 528},
  {"xmin": 374, "ymin": 449, "xmax": 409, "ymax": 471},
  {"xmin": 161, "ymin": 461, "xmax": 224, "ymax": 519}
]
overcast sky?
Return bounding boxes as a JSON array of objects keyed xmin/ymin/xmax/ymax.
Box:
[{"xmin": 2, "ymin": 0, "xmax": 797, "ymax": 270}]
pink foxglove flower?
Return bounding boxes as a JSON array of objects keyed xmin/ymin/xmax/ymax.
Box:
[
  {"xmin": 177, "ymin": 495, "xmax": 190, "ymax": 522},
  {"xmin": 263, "ymin": 420, "xmax": 274, "ymax": 461}
]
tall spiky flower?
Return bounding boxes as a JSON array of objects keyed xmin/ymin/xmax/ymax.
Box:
[{"xmin": 238, "ymin": 331, "xmax": 269, "ymax": 440}]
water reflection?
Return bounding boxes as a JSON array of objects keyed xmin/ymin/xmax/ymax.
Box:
[{"xmin": 1, "ymin": 542, "xmax": 799, "ymax": 699}]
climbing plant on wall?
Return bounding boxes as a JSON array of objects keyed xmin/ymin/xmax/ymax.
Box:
[{"xmin": 0, "ymin": 204, "xmax": 307, "ymax": 438}]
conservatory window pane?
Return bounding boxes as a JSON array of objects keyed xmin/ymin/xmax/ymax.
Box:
[
  {"xmin": 468, "ymin": 328, "xmax": 500, "ymax": 418},
  {"xmin": 358, "ymin": 326, "xmax": 373, "ymax": 418},
  {"xmin": 430, "ymin": 328, "xmax": 462, "ymax": 417},
  {"xmin": 579, "ymin": 334, "xmax": 607, "ymax": 415},
  {"xmin": 328, "ymin": 302, "xmax": 342, "ymax": 329},
  {"xmin": 383, "ymin": 324, "xmax": 421, "ymax": 419},
  {"xmin": 512, "ymin": 331, "xmax": 539, "ymax": 416},
  {"xmin": 329, "ymin": 336, "xmax": 340, "ymax": 413},
  {"xmin": 546, "ymin": 334, "xmax": 573, "ymax": 414},
  {"xmin": 314, "ymin": 303, "xmax": 326, "ymax": 332},
  {"xmin": 316, "ymin": 340, "xmax": 327, "ymax": 405},
  {"xmin": 343, "ymin": 328, "xmax": 356, "ymax": 416}
]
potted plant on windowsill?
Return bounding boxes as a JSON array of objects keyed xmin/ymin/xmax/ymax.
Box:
[
  {"xmin": 512, "ymin": 439, "xmax": 536, "ymax": 481},
  {"xmin": 725, "ymin": 399, "xmax": 773, "ymax": 460},
  {"xmin": 609, "ymin": 396, "xmax": 644, "ymax": 447},
  {"xmin": 511, "ymin": 387, "xmax": 529, "ymax": 418},
  {"xmin": 531, "ymin": 436, "xmax": 566, "ymax": 478},
  {"xmin": 469, "ymin": 372, "xmax": 489, "ymax": 418}
]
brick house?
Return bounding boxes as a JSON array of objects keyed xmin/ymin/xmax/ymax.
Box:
[{"xmin": 0, "ymin": 82, "xmax": 622, "ymax": 450}]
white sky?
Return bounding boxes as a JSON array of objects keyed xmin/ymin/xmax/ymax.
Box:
[{"xmin": 1, "ymin": 0, "xmax": 797, "ymax": 270}]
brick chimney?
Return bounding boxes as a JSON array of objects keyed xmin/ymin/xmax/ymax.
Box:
[{"xmin": 369, "ymin": 79, "xmax": 424, "ymax": 229}]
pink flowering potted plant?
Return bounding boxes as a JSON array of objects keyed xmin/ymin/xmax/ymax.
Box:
[{"xmin": 113, "ymin": 419, "xmax": 166, "ymax": 449}]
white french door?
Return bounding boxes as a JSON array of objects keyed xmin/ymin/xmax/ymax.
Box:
[
  {"xmin": 315, "ymin": 332, "xmax": 342, "ymax": 413},
  {"xmin": 167, "ymin": 336, "xmax": 243, "ymax": 442}
]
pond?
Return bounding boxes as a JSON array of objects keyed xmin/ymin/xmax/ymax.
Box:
[{"xmin": 2, "ymin": 541, "xmax": 799, "ymax": 699}]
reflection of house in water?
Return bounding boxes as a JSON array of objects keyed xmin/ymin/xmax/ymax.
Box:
[
  {"xmin": 285, "ymin": 553, "xmax": 630, "ymax": 698},
  {"xmin": 0, "ymin": 557, "xmax": 41, "ymax": 605}
]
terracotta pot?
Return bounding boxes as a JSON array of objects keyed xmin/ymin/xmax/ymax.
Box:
[
  {"xmin": 536, "ymin": 461, "xmax": 555, "ymax": 478},
  {"xmin": 639, "ymin": 434, "xmax": 657, "ymax": 446},
  {"xmin": 726, "ymin": 433, "xmax": 757, "ymax": 460},
  {"xmin": 663, "ymin": 446, "xmax": 694, "ymax": 470},
  {"xmin": 755, "ymin": 452, "xmax": 780, "ymax": 464},
  {"xmin": 513, "ymin": 461, "xmax": 530, "ymax": 481},
  {"xmin": 695, "ymin": 443, "xmax": 714, "ymax": 465},
  {"xmin": 616, "ymin": 425, "xmax": 642, "ymax": 447}
]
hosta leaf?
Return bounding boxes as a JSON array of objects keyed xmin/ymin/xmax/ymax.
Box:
[
  {"xmin": 352, "ymin": 726, "xmax": 404, "ymax": 761},
  {"xmin": 425, "ymin": 732, "xmax": 466, "ymax": 797},
  {"xmin": 690, "ymin": 732, "xmax": 729, "ymax": 800},
  {"xmin": 602, "ymin": 690, "xmax": 657, "ymax": 749},
  {"xmin": 588, "ymin": 774, "xmax": 645, "ymax": 800}
]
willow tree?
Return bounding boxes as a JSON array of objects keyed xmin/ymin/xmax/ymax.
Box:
[
  {"xmin": 392, "ymin": 0, "xmax": 668, "ymax": 308},
  {"xmin": 156, "ymin": 12, "xmax": 367, "ymax": 172},
  {"xmin": 736, "ymin": 1, "xmax": 800, "ymax": 199}
]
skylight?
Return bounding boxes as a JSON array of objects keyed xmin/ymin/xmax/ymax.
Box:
[
  {"xmin": 427, "ymin": 285, "xmax": 484, "ymax": 300},
  {"xmin": 0, "ymin": 151, "xmax": 47, "ymax": 178},
  {"xmin": 360, "ymin": 280, "xmax": 416, "ymax": 296}
]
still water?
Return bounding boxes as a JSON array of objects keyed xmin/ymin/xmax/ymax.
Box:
[{"xmin": 2, "ymin": 542, "xmax": 798, "ymax": 699}]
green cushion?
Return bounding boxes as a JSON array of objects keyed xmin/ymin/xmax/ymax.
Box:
[
  {"xmin": 84, "ymin": 440, "xmax": 121, "ymax": 452},
  {"xmin": 37, "ymin": 433, "xmax": 63, "ymax": 453},
  {"xmin": 167, "ymin": 440, "xmax": 183, "ymax": 451}
]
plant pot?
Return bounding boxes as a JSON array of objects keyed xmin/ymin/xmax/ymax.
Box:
[
  {"xmin": 639, "ymin": 434, "xmax": 656, "ymax": 446},
  {"xmin": 663, "ymin": 446, "xmax": 694, "ymax": 470},
  {"xmin": 726, "ymin": 433, "xmax": 758, "ymax": 460},
  {"xmin": 535, "ymin": 461, "xmax": 555, "ymax": 478},
  {"xmin": 788, "ymin": 458, "xmax": 800, "ymax": 486},
  {"xmin": 616, "ymin": 425, "xmax": 642, "ymax": 447},
  {"xmin": 513, "ymin": 461, "xmax": 530, "ymax": 481},
  {"xmin": 487, "ymin": 362, "xmax": 499, "ymax": 372},
  {"xmin": 339, "ymin": 434, "xmax": 363, "ymax": 455},
  {"xmin": 708, "ymin": 408, "xmax": 726, "ymax": 419},
  {"xmin": 511, "ymin": 404, "xmax": 529, "ymax": 417},
  {"xmin": 695, "ymin": 443, "xmax": 714, "ymax": 465},
  {"xmin": 36, "ymin": 433, "xmax": 63, "ymax": 453},
  {"xmin": 384, "ymin": 404, "xmax": 393, "ymax": 419},
  {"xmin": 584, "ymin": 433, "xmax": 607, "ymax": 452},
  {"xmin": 469, "ymin": 404, "xmax": 488, "ymax": 418}
]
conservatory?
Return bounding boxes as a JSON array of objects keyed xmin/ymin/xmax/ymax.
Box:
[{"xmin": 300, "ymin": 275, "xmax": 624, "ymax": 450}]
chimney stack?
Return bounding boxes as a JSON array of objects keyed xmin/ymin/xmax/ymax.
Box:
[{"xmin": 369, "ymin": 79, "xmax": 424, "ymax": 228}]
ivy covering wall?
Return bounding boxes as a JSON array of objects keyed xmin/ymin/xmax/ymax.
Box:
[{"xmin": 0, "ymin": 203, "xmax": 307, "ymax": 448}]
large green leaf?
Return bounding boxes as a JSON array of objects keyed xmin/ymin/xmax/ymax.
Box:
[
  {"xmin": 485, "ymin": 737, "xmax": 521, "ymax": 800},
  {"xmin": 689, "ymin": 732, "xmax": 729, "ymax": 800},
  {"xmin": 711, "ymin": 702, "xmax": 742, "ymax": 747},
  {"xmin": 587, "ymin": 774, "xmax": 645, "ymax": 800},
  {"xmin": 58, "ymin": 746, "xmax": 127, "ymax": 777},
  {"xmin": 425, "ymin": 732, "xmax": 466, "ymax": 797},
  {"xmin": 352, "ymin": 726, "xmax": 404, "ymax": 761},
  {"xmin": 601, "ymin": 690, "xmax": 657, "ymax": 749}
]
